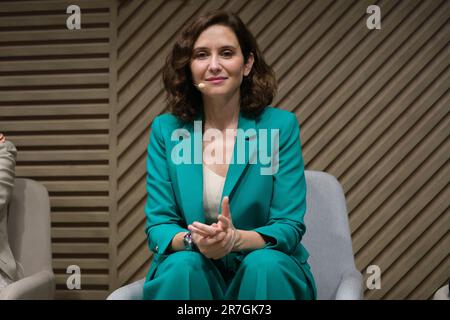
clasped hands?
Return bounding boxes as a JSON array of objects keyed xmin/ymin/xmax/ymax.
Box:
[{"xmin": 188, "ymin": 196, "xmax": 239, "ymax": 260}]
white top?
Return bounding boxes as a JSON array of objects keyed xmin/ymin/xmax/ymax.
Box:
[{"xmin": 203, "ymin": 165, "xmax": 226, "ymax": 225}]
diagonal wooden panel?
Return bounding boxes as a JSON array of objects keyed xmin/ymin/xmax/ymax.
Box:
[
  {"xmin": 117, "ymin": 0, "xmax": 145, "ymax": 29},
  {"xmin": 358, "ymin": 165, "xmax": 449, "ymax": 297},
  {"xmin": 117, "ymin": 0, "xmax": 165, "ymax": 59},
  {"xmin": 408, "ymin": 254, "xmax": 450, "ymax": 300},
  {"xmin": 304, "ymin": 1, "xmax": 445, "ymax": 174},
  {"xmin": 296, "ymin": 0, "xmax": 424, "ymax": 145},
  {"xmin": 367, "ymin": 200, "xmax": 449, "ymax": 299},
  {"xmin": 272, "ymin": 0, "xmax": 357, "ymax": 84},
  {"xmin": 311, "ymin": 31, "xmax": 448, "ymax": 173},
  {"xmin": 347, "ymin": 89, "xmax": 448, "ymax": 230},
  {"xmin": 352, "ymin": 118, "xmax": 449, "ymax": 257}
]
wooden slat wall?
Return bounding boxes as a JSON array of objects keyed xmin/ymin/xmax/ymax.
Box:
[
  {"xmin": 1, "ymin": 0, "xmax": 448, "ymax": 299},
  {"xmin": 0, "ymin": 0, "xmax": 112, "ymax": 299}
]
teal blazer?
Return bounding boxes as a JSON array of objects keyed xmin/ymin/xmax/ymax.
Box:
[{"xmin": 145, "ymin": 106, "xmax": 315, "ymax": 294}]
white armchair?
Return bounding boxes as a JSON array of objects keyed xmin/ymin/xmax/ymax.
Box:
[{"xmin": 0, "ymin": 178, "xmax": 55, "ymax": 299}]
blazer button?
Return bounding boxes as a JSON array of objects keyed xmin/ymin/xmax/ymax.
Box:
[{"xmin": 155, "ymin": 246, "xmax": 159, "ymax": 252}]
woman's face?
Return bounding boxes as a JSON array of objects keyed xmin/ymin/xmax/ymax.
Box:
[{"xmin": 190, "ymin": 24, "xmax": 254, "ymax": 98}]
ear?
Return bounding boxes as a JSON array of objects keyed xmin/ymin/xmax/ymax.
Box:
[{"xmin": 244, "ymin": 52, "xmax": 254, "ymax": 77}]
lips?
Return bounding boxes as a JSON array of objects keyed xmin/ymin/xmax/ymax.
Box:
[{"xmin": 206, "ymin": 77, "xmax": 228, "ymax": 81}]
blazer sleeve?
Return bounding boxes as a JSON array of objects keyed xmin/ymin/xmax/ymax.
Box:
[
  {"xmin": 0, "ymin": 140, "xmax": 17, "ymax": 213},
  {"xmin": 252, "ymin": 113, "xmax": 307, "ymax": 255},
  {"xmin": 144, "ymin": 116, "xmax": 187, "ymax": 256}
]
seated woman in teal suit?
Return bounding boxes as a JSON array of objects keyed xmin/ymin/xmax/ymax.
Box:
[{"xmin": 144, "ymin": 10, "xmax": 316, "ymax": 300}]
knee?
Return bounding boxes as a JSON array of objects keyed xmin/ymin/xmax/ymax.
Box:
[
  {"xmin": 159, "ymin": 251, "xmax": 208, "ymax": 273},
  {"xmin": 240, "ymin": 249, "xmax": 289, "ymax": 272}
]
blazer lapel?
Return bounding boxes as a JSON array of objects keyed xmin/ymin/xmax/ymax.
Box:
[
  {"xmin": 175, "ymin": 114, "xmax": 205, "ymax": 224},
  {"xmin": 175, "ymin": 111, "xmax": 257, "ymax": 220},
  {"xmin": 219, "ymin": 113, "xmax": 257, "ymax": 213}
]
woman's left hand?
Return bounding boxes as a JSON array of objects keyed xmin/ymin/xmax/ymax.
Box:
[{"xmin": 188, "ymin": 196, "xmax": 238, "ymax": 259}]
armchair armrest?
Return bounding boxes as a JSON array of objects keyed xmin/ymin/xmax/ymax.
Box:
[
  {"xmin": 107, "ymin": 278, "xmax": 145, "ymax": 300},
  {"xmin": 335, "ymin": 269, "xmax": 363, "ymax": 300},
  {"xmin": 0, "ymin": 270, "xmax": 55, "ymax": 300}
]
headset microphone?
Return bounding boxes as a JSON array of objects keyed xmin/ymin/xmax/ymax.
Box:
[{"xmin": 195, "ymin": 82, "xmax": 206, "ymax": 89}]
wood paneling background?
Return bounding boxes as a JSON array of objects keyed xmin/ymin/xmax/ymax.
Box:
[
  {"xmin": 0, "ymin": 0, "xmax": 448, "ymax": 299},
  {"xmin": 0, "ymin": 0, "xmax": 112, "ymax": 299}
]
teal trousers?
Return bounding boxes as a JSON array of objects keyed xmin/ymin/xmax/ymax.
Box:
[{"xmin": 143, "ymin": 249, "xmax": 315, "ymax": 300}]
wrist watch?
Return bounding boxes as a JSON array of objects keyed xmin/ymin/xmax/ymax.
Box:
[{"xmin": 183, "ymin": 231, "xmax": 196, "ymax": 251}]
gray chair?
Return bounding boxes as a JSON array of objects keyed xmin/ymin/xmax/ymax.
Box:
[
  {"xmin": 302, "ymin": 170, "xmax": 362, "ymax": 299},
  {"xmin": 107, "ymin": 170, "xmax": 363, "ymax": 300},
  {"xmin": 0, "ymin": 178, "xmax": 55, "ymax": 299}
]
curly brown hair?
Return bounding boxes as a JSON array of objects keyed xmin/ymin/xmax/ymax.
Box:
[{"xmin": 162, "ymin": 10, "xmax": 277, "ymax": 122}]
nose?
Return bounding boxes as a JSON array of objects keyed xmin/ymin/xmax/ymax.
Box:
[{"xmin": 208, "ymin": 54, "xmax": 222, "ymax": 73}]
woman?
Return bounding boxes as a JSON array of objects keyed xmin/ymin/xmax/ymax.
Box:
[{"xmin": 143, "ymin": 10, "xmax": 316, "ymax": 300}]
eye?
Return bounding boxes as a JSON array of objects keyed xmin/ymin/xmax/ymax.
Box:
[
  {"xmin": 194, "ymin": 51, "xmax": 208, "ymax": 59},
  {"xmin": 221, "ymin": 50, "xmax": 234, "ymax": 57}
]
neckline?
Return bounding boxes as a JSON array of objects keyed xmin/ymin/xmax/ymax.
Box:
[{"xmin": 204, "ymin": 165, "xmax": 226, "ymax": 179}]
